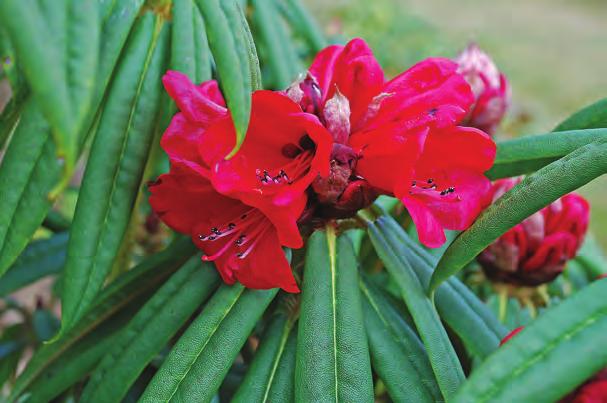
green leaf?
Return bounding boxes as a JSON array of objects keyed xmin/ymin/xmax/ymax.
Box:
[
  {"xmin": 368, "ymin": 218, "xmax": 464, "ymax": 400},
  {"xmin": 453, "ymin": 280, "xmax": 607, "ymax": 403},
  {"xmin": 60, "ymin": 13, "xmax": 170, "ymax": 334},
  {"xmin": 251, "ymin": 0, "xmax": 301, "ymax": 89},
  {"xmin": 0, "ymin": 324, "xmax": 26, "ymax": 387},
  {"xmin": 0, "ymin": 233, "xmax": 67, "ymax": 297},
  {"xmin": 139, "ymin": 285, "xmax": 277, "ymax": 402},
  {"xmin": 232, "ymin": 310, "xmax": 297, "ymax": 402},
  {"xmin": 192, "ymin": 5, "xmax": 213, "ymax": 83},
  {"xmin": 8, "ymin": 238, "xmax": 196, "ymax": 402},
  {"xmin": 376, "ymin": 214, "xmax": 506, "ymax": 358},
  {"xmin": 22, "ymin": 308, "xmax": 131, "ymax": 403},
  {"xmin": 0, "ymin": 0, "xmax": 78, "ymax": 168},
  {"xmin": 42, "ymin": 210, "xmax": 71, "ymax": 233},
  {"xmin": 32, "ymin": 309, "xmax": 61, "ymax": 342},
  {"xmin": 360, "ymin": 275, "xmax": 441, "ymax": 403},
  {"xmin": 0, "ymin": 101, "xmax": 59, "ymax": 277},
  {"xmin": 171, "ymin": 0, "xmax": 197, "ymax": 78},
  {"xmin": 0, "ymin": 0, "xmax": 145, "ymax": 277},
  {"xmin": 278, "ymin": 0, "xmax": 327, "ymax": 52},
  {"xmin": 80, "ymin": 257, "xmax": 220, "ymax": 403},
  {"xmin": 430, "ymin": 139, "xmax": 607, "ymax": 292},
  {"xmin": 576, "ymin": 235, "xmax": 607, "ymax": 279},
  {"xmin": 195, "ymin": 0, "xmax": 253, "ymax": 157},
  {"xmin": 554, "ymin": 97, "xmax": 607, "ymax": 131},
  {"xmin": 236, "ymin": 2, "xmax": 263, "ymax": 91},
  {"xmin": 295, "ymin": 227, "xmax": 374, "ymax": 402},
  {"xmin": 487, "ymin": 128, "xmax": 607, "ymax": 180}
]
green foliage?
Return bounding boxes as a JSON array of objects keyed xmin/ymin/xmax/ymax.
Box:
[{"xmin": 295, "ymin": 228, "xmax": 374, "ymax": 401}]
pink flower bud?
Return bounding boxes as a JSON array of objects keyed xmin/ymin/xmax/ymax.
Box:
[
  {"xmin": 478, "ymin": 178, "xmax": 590, "ymax": 286},
  {"xmin": 456, "ymin": 43, "xmax": 511, "ymax": 135}
]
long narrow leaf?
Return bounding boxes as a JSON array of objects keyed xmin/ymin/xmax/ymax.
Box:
[
  {"xmin": 195, "ymin": 0, "xmax": 252, "ymax": 157},
  {"xmin": 554, "ymin": 97, "xmax": 607, "ymax": 131},
  {"xmin": 453, "ymin": 280, "xmax": 607, "ymax": 403},
  {"xmin": 8, "ymin": 238, "xmax": 196, "ymax": 402},
  {"xmin": 139, "ymin": 285, "xmax": 277, "ymax": 402},
  {"xmin": 487, "ymin": 128, "xmax": 607, "ymax": 179},
  {"xmin": 378, "ymin": 213, "xmax": 507, "ymax": 358},
  {"xmin": 295, "ymin": 227, "xmax": 374, "ymax": 402},
  {"xmin": 360, "ymin": 275, "xmax": 441, "ymax": 402},
  {"xmin": 81, "ymin": 257, "xmax": 219, "ymax": 402},
  {"xmin": 0, "ymin": 233, "xmax": 67, "ymax": 297},
  {"xmin": 232, "ymin": 310, "xmax": 297, "ymax": 402},
  {"xmin": 60, "ymin": 14, "xmax": 170, "ymax": 334}
]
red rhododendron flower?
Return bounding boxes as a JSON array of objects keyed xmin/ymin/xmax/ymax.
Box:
[
  {"xmin": 287, "ymin": 38, "xmax": 496, "ymax": 246},
  {"xmin": 150, "ymin": 71, "xmax": 333, "ymax": 292},
  {"xmin": 478, "ymin": 177, "xmax": 590, "ymax": 286},
  {"xmin": 500, "ymin": 327, "xmax": 607, "ymax": 403},
  {"xmin": 455, "ymin": 43, "xmax": 511, "ymax": 135}
]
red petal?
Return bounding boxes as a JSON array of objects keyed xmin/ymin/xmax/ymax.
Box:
[
  {"xmin": 161, "ymin": 113, "xmax": 207, "ymax": 168},
  {"xmin": 523, "ymin": 232, "xmax": 576, "ymax": 271},
  {"xmin": 352, "ymin": 127, "xmax": 427, "ymax": 194},
  {"xmin": 366, "ymin": 58, "xmax": 474, "ymax": 131},
  {"xmin": 149, "ymin": 168, "xmax": 244, "ymax": 236},
  {"xmin": 401, "ymin": 195, "xmax": 446, "ymax": 248},
  {"xmin": 215, "ymin": 229, "xmax": 300, "ymax": 293},
  {"xmin": 411, "ymin": 168, "xmax": 492, "ymax": 231},
  {"xmin": 309, "ymin": 38, "xmax": 385, "ymax": 130},
  {"xmin": 417, "ymin": 126, "xmax": 495, "ymax": 174},
  {"xmin": 162, "ymin": 70, "xmax": 226, "ymax": 124}
]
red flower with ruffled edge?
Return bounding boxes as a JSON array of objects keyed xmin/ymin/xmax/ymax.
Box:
[
  {"xmin": 150, "ymin": 71, "xmax": 333, "ymax": 292},
  {"xmin": 288, "ymin": 38, "xmax": 496, "ymax": 247},
  {"xmin": 478, "ymin": 177, "xmax": 590, "ymax": 286}
]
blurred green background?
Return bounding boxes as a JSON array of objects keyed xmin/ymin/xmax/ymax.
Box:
[{"xmin": 305, "ymin": 0, "xmax": 607, "ymax": 248}]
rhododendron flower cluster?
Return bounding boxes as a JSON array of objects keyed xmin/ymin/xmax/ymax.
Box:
[
  {"xmin": 455, "ymin": 43, "xmax": 511, "ymax": 135},
  {"xmin": 150, "ymin": 38, "xmax": 496, "ymax": 292},
  {"xmin": 478, "ymin": 177, "xmax": 590, "ymax": 286}
]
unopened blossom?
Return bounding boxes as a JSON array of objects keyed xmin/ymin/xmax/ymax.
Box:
[
  {"xmin": 455, "ymin": 43, "xmax": 511, "ymax": 135},
  {"xmin": 500, "ymin": 327, "xmax": 607, "ymax": 403},
  {"xmin": 478, "ymin": 178, "xmax": 590, "ymax": 286},
  {"xmin": 150, "ymin": 71, "xmax": 333, "ymax": 292},
  {"xmin": 288, "ymin": 38, "xmax": 496, "ymax": 246}
]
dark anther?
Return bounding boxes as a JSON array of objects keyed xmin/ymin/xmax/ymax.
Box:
[
  {"xmin": 208, "ymin": 236, "xmax": 217, "ymax": 241},
  {"xmin": 428, "ymin": 107, "xmax": 438, "ymax": 116},
  {"xmin": 236, "ymin": 252, "xmax": 244, "ymax": 258},
  {"xmin": 198, "ymin": 234, "xmax": 207, "ymax": 240},
  {"xmin": 448, "ymin": 187, "xmax": 455, "ymax": 193},
  {"xmin": 211, "ymin": 227, "xmax": 221, "ymax": 235},
  {"xmin": 281, "ymin": 143, "xmax": 301, "ymax": 158},
  {"xmin": 412, "ymin": 181, "xmax": 417, "ymax": 187},
  {"xmin": 228, "ymin": 223, "xmax": 236, "ymax": 230},
  {"xmin": 299, "ymin": 134, "xmax": 315, "ymax": 150},
  {"xmin": 241, "ymin": 214, "xmax": 248, "ymax": 219},
  {"xmin": 440, "ymin": 190, "xmax": 447, "ymax": 196},
  {"xmin": 235, "ymin": 235, "xmax": 246, "ymax": 246},
  {"xmin": 427, "ymin": 178, "xmax": 434, "ymax": 184}
]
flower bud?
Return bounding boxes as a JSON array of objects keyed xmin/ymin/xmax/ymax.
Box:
[
  {"xmin": 322, "ymin": 88, "xmax": 351, "ymax": 144},
  {"xmin": 285, "ymin": 73, "xmax": 323, "ymax": 115},
  {"xmin": 478, "ymin": 178, "xmax": 590, "ymax": 286},
  {"xmin": 456, "ymin": 43, "xmax": 511, "ymax": 135}
]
